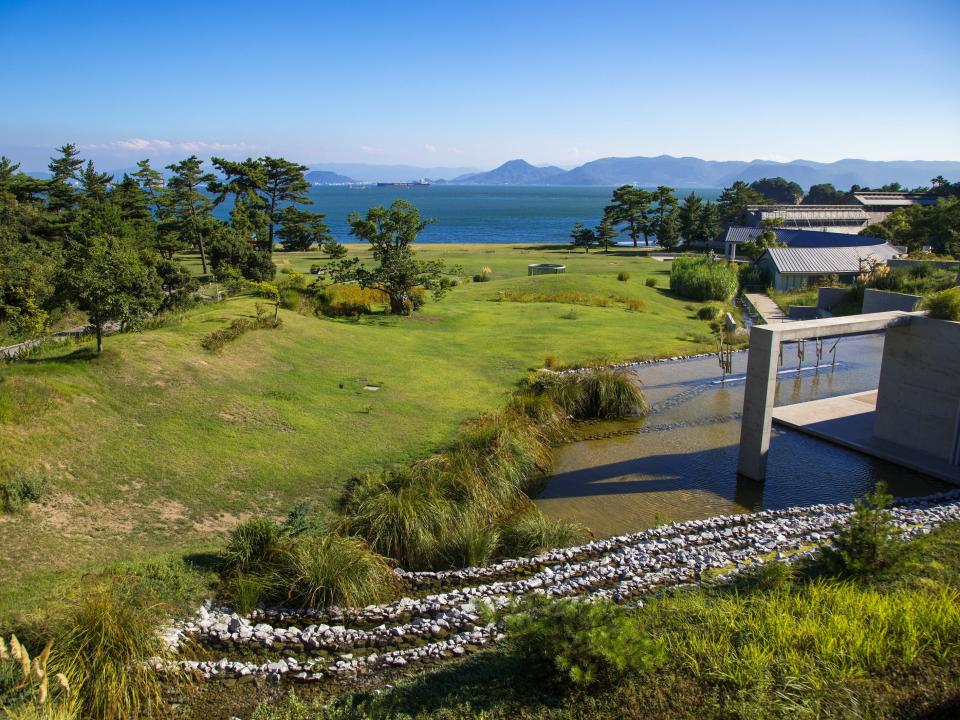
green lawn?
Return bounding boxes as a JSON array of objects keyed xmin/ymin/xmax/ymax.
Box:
[{"xmin": 0, "ymin": 245, "xmax": 719, "ymax": 619}]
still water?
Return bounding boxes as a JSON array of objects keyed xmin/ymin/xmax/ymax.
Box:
[
  {"xmin": 217, "ymin": 185, "xmax": 722, "ymax": 245},
  {"xmin": 537, "ymin": 334, "xmax": 949, "ymax": 537}
]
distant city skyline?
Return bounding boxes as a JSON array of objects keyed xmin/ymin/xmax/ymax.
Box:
[{"xmin": 2, "ymin": 0, "xmax": 959, "ymax": 171}]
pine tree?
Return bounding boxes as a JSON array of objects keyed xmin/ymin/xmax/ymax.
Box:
[{"xmin": 165, "ymin": 156, "xmax": 215, "ymax": 274}]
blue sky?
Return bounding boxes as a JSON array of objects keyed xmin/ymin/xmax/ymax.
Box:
[{"xmin": 1, "ymin": 0, "xmax": 959, "ymax": 170}]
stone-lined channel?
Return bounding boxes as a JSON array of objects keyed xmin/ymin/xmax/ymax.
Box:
[{"xmin": 163, "ymin": 491, "xmax": 960, "ymax": 683}]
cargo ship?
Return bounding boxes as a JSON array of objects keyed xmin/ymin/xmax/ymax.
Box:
[{"xmin": 376, "ymin": 179, "xmax": 431, "ymax": 188}]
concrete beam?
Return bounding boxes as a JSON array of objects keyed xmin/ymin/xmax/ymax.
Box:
[{"xmin": 736, "ymin": 310, "xmax": 922, "ymax": 480}]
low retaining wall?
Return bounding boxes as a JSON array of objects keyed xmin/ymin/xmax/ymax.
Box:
[
  {"xmin": 862, "ymin": 288, "xmax": 922, "ymax": 313},
  {"xmin": 788, "ymin": 305, "xmax": 819, "ymax": 320},
  {"xmin": 816, "ymin": 287, "xmax": 849, "ymax": 312}
]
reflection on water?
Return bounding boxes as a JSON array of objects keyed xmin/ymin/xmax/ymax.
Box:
[{"xmin": 538, "ymin": 334, "xmax": 950, "ymax": 538}]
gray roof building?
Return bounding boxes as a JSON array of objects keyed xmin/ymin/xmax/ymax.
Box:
[{"xmin": 757, "ymin": 243, "xmax": 901, "ymax": 291}]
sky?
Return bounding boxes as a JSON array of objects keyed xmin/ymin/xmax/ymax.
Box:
[{"xmin": 1, "ymin": 0, "xmax": 959, "ymax": 171}]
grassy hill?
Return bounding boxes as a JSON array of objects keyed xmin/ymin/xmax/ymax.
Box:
[{"xmin": 0, "ymin": 245, "xmax": 721, "ymax": 618}]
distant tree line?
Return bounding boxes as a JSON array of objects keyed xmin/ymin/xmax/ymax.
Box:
[
  {"xmin": 569, "ymin": 175, "xmax": 959, "ymax": 254},
  {"xmin": 0, "ymin": 145, "xmax": 335, "ymax": 348}
]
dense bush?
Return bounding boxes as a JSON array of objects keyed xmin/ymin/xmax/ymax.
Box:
[
  {"xmin": 644, "ymin": 277, "xmax": 657, "ymax": 288},
  {"xmin": 617, "ymin": 272, "xmax": 630, "ymax": 282},
  {"xmin": 737, "ymin": 263, "xmax": 766, "ymax": 290},
  {"xmin": 0, "ymin": 473, "xmax": 46, "ymax": 513},
  {"xmin": 505, "ymin": 595, "xmax": 665, "ymax": 687},
  {"xmin": 926, "ymin": 286, "xmax": 960, "ymax": 321},
  {"xmin": 200, "ymin": 315, "xmax": 281, "ymax": 352},
  {"xmin": 697, "ymin": 304, "xmax": 721, "ymax": 320},
  {"xmin": 669, "ymin": 256, "xmax": 739, "ymax": 301},
  {"xmin": 871, "ymin": 266, "xmax": 956, "ymax": 296}
]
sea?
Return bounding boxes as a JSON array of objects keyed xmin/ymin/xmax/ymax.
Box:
[{"xmin": 283, "ymin": 185, "xmax": 722, "ymax": 245}]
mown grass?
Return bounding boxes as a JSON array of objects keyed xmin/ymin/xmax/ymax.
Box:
[
  {"xmin": 0, "ymin": 245, "xmax": 714, "ymax": 620},
  {"xmin": 248, "ymin": 522, "xmax": 960, "ymax": 720}
]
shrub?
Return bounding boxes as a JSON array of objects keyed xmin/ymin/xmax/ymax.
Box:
[
  {"xmin": 670, "ymin": 256, "xmax": 739, "ymax": 301},
  {"xmin": 473, "ymin": 266, "xmax": 492, "ymax": 282},
  {"xmin": 314, "ymin": 285, "xmax": 389, "ymax": 317},
  {"xmin": 738, "ymin": 263, "xmax": 766, "ymax": 290},
  {"xmin": 645, "ymin": 277, "xmax": 657, "ymax": 288},
  {"xmin": 0, "ymin": 473, "xmax": 46, "ymax": 513},
  {"xmin": 535, "ymin": 369, "xmax": 647, "ymax": 420},
  {"xmin": 819, "ymin": 483, "xmax": 901, "ymax": 578},
  {"xmin": 624, "ymin": 298, "xmax": 646, "ymax": 312},
  {"xmin": 224, "ymin": 517, "xmax": 285, "ymax": 574},
  {"xmin": 497, "ymin": 505, "xmax": 589, "ymax": 559},
  {"xmin": 697, "ymin": 304, "xmax": 721, "ymax": 321},
  {"xmin": 544, "ymin": 355, "xmax": 557, "ymax": 368},
  {"xmin": 505, "ymin": 595, "xmax": 665, "ymax": 687},
  {"xmin": 201, "ymin": 315, "xmax": 281, "ymax": 352},
  {"xmin": 617, "ymin": 271, "xmax": 630, "ymax": 282},
  {"xmin": 49, "ymin": 579, "xmax": 172, "ymax": 720},
  {"xmin": 442, "ymin": 512, "xmax": 501, "ymax": 569},
  {"xmin": 926, "ymin": 286, "xmax": 960, "ymax": 321}
]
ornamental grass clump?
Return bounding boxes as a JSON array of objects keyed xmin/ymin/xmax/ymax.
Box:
[
  {"xmin": 497, "ymin": 504, "xmax": 589, "ymax": 559},
  {"xmin": 223, "ymin": 506, "xmax": 399, "ymax": 610},
  {"xmin": 670, "ymin": 255, "xmax": 739, "ymax": 301},
  {"xmin": 534, "ymin": 369, "xmax": 647, "ymax": 420},
  {"xmin": 48, "ymin": 579, "xmax": 172, "ymax": 720}
]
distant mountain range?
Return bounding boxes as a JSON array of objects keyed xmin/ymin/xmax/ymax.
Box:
[
  {"xmin": 438, "ymin": 155, "xmax": 960, "ymax": 189},
  {"xmin": 450, "ymin": 159, "xmax": 566, "ymax": 185},
  {"xmin": 305, "ymin": 170, "xmax": 356, "ymax": 184}
]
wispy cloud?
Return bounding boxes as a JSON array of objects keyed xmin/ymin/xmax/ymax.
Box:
[
  {"xmin": 424, "ymin": 143, "xmax": 438, "ymax": 154},
  {"xmin": 80, "ymin": 138, "xmax": 258, "ymax": 154}
]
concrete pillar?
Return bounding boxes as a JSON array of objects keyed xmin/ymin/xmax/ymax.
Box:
[{"xmin": 737, "ymin": 326, "xmax": 780, "ymax": 480}]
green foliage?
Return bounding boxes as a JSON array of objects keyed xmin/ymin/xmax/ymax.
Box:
[
  {"xmin": 207, "ymin": 225, "xmax": 277, "ymax": 281},
  {"xmin": 604, "ymin": 185, "xmax": 654, "ymax": 247},
  {"xmin": 328, "ymin": 200, "xmax": 452, "ymax": 314},
  {"xmin": 276, "ymin": 207, "xmax": 332, "ymax": 252},
  {"xmin": 505, "ymin": 595, "xmax": 666, "ymax": 687},
  {"xmin": 48, "ymin": 579, "xmax": 172, "ymax": 720},
  {"xmin": 926, "ymin": 286, "xmax": 960, "ymax": 320},
  {"xmin": 717, "ymin": 180, "xmax": 765, "ymax": 226},
  {"xmin": 569, "ymin": 222, "xmax": 597, "ymax": 253},
  {"xmin": 616, "ymin": 271, "xmax": 630, "ymax": 282},
  {"xmin": 737, "ymin": 263, "xmax": 766, "ymax": 290},
  {"xmin": 870, "ymin": 265, "xmax": 956, "ymax": 296},
  {"xmin": 804, "ymin": 183, "xmax": 848, "ymax": 205},
  {"xmin": 0, "ymin": 473, "xmax": 46, "ymax": 513},
  {"xmin": 64, "ymin": 234, "xmax": 162, "ymax": 352},
  {"xmin": 321, "ymin": 237, "xmax": 348, "ymax": 259},
  {"xmin": 200, "ymin": 314, "xmax": 281, "ymax": 352},
  {"xmin": 644, "ymin": 276, "xmax": 657, "ymax": 287},
  {"xmin": 669, "ymin": 255, "xmax": 739, "ymax": 301},
  {"xmin": 749, "ymin": 177, "xmax": 803, "ymax": 205},
  {"xmin": 820, "ymin": 483, "xmax": 900, "ymax": 578}
]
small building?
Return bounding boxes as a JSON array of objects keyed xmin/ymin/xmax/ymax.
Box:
[{"xmin": 756, "ymin": 243, "xmax": 901, "ymax": 291}]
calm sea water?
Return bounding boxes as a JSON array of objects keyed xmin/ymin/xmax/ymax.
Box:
[{"xmin": 287, "ymin": 185, "xmax": 721, "ymax": 245}]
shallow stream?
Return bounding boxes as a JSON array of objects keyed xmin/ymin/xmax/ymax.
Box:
[{"xmin": 537, "ymin": 334, "xmax": 950, "ymax": 537}]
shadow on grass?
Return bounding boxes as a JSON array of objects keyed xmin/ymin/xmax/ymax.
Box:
[
  {"xmin": 19, "ymin": 346, "xmax": 100, "ymax": 364},
  {"xmin": 348, "ymin": 651, "xmax": 562, "ymax": 716}
]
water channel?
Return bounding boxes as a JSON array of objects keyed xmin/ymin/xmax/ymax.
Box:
[{"xmin": 537, "ymin": 333, "xmax": 951, "ymax": 538}]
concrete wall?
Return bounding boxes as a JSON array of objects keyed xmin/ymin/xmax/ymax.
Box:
[
  {"xmin": 817, "ymin": 287, "xmax": 849, "ymax": 311},
  {"xmin": 787, "ymin": 305, "xmax": 819, "ymax": 320},
  {"xmin": 874, "ymin": 316, "xmax": 960, "ymax": 464},
  {"xmin": 862, "ymin": 288, "xmax": 922, "ymax": 314}
]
